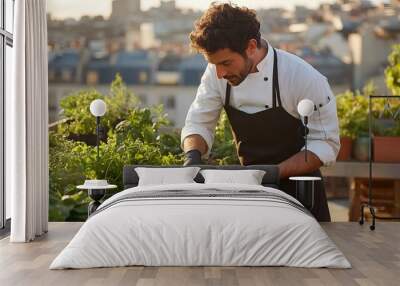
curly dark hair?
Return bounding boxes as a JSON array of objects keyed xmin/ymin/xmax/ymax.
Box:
[{"xmin": 189, "ymin": 2, "xmax": 261, "ymax": 55}]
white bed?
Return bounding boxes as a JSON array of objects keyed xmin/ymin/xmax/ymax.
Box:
[{"xmin": 50, "ymin": 183, "xmax": 351, "ymax": 269}]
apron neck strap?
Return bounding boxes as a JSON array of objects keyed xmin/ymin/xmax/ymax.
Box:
[
  {"xmin": 225, "ymin": 83, "xmax": 231, "ymax": 107},
  {"xmin": 272, "ymin": 48, "xmax": 282, "ymax": 108},
  {"xmin": 224, "ymin": 48, "xmax": 282, "ymax": 108}
]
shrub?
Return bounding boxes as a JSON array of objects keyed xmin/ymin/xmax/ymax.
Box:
[
  {"xmin": 336, "ymin": 81, "xmax": 400, "ymax": 138},
  {"xmin": 209, "ymin": 111, "xmax": 239, "ymax": 165},
  {"xmin": 385, "ymin": 44, "xmax": 400, "ymax": 96},
  {"xmin": 336, "ymin": 83, "xmax": 374, "ymax": 139},
  {"xmin": 49, "ymin": 75, "xmax": 183, "ymax": 221}
]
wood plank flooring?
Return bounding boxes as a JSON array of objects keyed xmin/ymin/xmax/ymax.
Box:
[{"xmin": 0, "ymin": 222, "xmax": 399, "ymax": 286}]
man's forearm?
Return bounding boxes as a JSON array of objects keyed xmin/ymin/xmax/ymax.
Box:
[
  {"xmin": 183, "ymin": 134, "xmax": 208, "ymax": 155},
  {"xmin": 278, "ymin": 150, "xmax": 322, "ymax": 179}
]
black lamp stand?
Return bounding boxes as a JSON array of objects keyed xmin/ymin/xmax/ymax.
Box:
[
  {"xmin": 88, "ymin": 189, "xmax": 106, "ymax": 216},
  {"xmin": 302, "ymin": 116, "xmax": 310, "ymax": 162},
  {"xmin": 96, "ymin": 116, "xmax": 101, "ymax": 161},
  {"xmin": 88, "ymin": 116, "xmax": 105, "ymax": 216}
]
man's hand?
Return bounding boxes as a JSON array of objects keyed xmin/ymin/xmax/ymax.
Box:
[
  {"xmin": 183, "ymin": 149, "xmax": 202, "ymax": 166},
  {"xmin": 278, "ymin": 150, "xmax": 322, "ymax": 179},
  {"xmin": 182, "ymin": 134, "xmax": 208, "ymax": 166}
]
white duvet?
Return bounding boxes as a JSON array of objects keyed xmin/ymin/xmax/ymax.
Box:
[{"xmin": 50, "ymin": 183, "xmax": 351, "ymax": 269}]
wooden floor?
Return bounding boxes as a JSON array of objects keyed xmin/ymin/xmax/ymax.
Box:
[{"xmin": 0, "ymin": 222, "xmax": 399, "ymax": 286}]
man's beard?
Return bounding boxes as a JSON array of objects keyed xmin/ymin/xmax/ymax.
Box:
[{"xmin": 224, "ymin": 57, "xmax": 254, "ymax": 86}]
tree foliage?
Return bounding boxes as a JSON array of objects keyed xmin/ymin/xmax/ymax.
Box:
[{"xmin": 385, "ymin": 44, "xmax": 400, "ymax": 96}]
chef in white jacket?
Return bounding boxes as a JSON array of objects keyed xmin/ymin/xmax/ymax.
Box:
[{"xmin": 181, "ymin": 3, "xmax": 340, "ymax": 221}]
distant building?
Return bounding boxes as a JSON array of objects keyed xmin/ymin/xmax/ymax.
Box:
[
  {"xmin": 111, "ymin": 0, "xmax": 141, "ymax": 20},
  {"xmin": 85, "ymin": 55, "xmax": 114, "ymax": 85},
  {"xmin": 125, "ymin": 23, "xmax": 141, "ymax": 51},
  {"xmin": 83, "ymin": 50, "xmax": 157, "ymax": 86},
  {"xmin": 318, "ymin": 32, "xmax": 352, "ymax": 64},
  {"xmin": 294, "ymin": 5, "xmax": 314, "ymax": 23},
  {"xmin": 156, "ymin": 53, "xmax": 182, "ymax": 85},
  {"xmin": 391, "ymin": 0, "xmax": 400, "ymax": 8},
  {"xmin": 140, "ymin": 23, "xmax": 159, "ymax": 49},
  {"xmin": 48, "ymin": 50, "xmax": 80, "ymax": 83},
  {"xmin": 113, "ymin": 51, "xmax": 157, "ymax": 85},
  {"xmin": 179, "ymin": 54, "xmax": 207, "ymax": 86},
  {"xmin": 160, "ymin": 0, "xmax": 177, "ymax": 13},
  {"xmin": 296, "ymin": 47, "xmax": 352, "ymax": 86},
  {"xmin": 349, "ymin": 23, "xmax": 400, "ymax": 90}
]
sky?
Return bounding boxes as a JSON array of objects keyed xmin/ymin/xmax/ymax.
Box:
[{"xmin": 47, "ymin": 0, "xmax": 336, "ymax": 20}]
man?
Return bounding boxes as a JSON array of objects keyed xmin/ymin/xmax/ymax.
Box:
[{"xmin": 181, "ymin": 3, "xmax": 340, "ymax": 222}]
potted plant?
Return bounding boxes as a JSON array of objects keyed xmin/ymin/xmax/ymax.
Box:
[
  {"xmin": 336, "ymin": 92, "xmax": 354, "ymax": 161},
  {"xmin": 336, "ymin": 90, "xmax": 369, "ymax": 161},
  {"xmin": 373, "ymin": 44, "xmax": 400, "ymax": 162},
  {"xmin": 372, "ymin": 99, "xmax": 400, "ymax": 162}
]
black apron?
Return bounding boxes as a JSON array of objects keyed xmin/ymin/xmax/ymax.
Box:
[{"xmin": 223, "ymin": 48, "xmax": 331, "ymax": 222}]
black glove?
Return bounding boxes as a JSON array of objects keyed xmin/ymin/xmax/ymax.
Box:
[{"xmin": 183, "ymin": 149, "xmax": 202, "ymax": 166}]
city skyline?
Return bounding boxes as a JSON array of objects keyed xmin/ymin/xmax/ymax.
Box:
[{"xmin": 47, "ymin": 0, "xmax": 337, "ymax": 20}]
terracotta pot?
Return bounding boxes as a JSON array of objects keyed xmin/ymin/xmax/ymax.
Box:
[
  {"xmin": 352, "ymin": 136, "xmax": 370, "ymax": 161},
  {"xmin": 337, "ymin": 137, "xmax": 353, "ymax": 161},
  {"xmin": 373, "ymin": 136, "xmax": 400, "ymax": 163}
]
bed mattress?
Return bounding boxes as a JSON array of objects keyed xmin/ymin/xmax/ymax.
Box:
[{"xmin": 50, "ymin": 183, "xmax": 351, "ymax": 269}]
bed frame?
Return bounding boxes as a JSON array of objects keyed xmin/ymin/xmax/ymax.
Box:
[{"xmin": 123, "ymin": 165, "xmax": 280, "ymax": 189}]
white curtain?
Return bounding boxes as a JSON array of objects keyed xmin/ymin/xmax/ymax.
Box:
[{"xmin": 7, "ymin": 0, "xmax": 49, "ymax": 242}]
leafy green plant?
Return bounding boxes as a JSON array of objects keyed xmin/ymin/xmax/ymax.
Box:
[
  {"xmin": 49, "ymin": 132, "xmax": 92, "ymax": 221},
  {"xmin": 57, "ymin": 74, "xmax": 139, "ymax": 137},
  {"xmin": 50, "ymin": 75, "xmax": 184, "ymax": 221},
  {"xmin": 336, "ymin": 81, "xmax": 400, "ymax": 138},
  {"xmin": 385, "ymin": 44, "xmax": 400, "ymax": 96},
  {"xmin": 336, "ymin": 83, "xmax": 374, "ymax": 139},
  {"xmin": 209, "ymin": 111, "xmax": 239, "ymax": 165},
  {"xmin": 372, "ymin": 99, "xmax": 400, "ymax": 136},
  {"xmin": 379, "ymin": 44, "xmax": 400, "ymax": 136}
]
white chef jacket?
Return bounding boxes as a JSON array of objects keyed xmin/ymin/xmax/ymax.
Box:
[{"xmin": 181, "ymin": 43, "xmax": 340, "ymax": 166}]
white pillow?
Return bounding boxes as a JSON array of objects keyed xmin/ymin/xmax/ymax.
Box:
[
  {"xmin": 200, "ymin": 169, "xmax": 266, "ymax": 185},
  {"xmin": 135, "ymin": 167, "xmax": 200, "ymax": 186}
]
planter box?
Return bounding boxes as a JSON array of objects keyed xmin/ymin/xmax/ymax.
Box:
[
  {"xmin": 373, "ymin": 136, "xmax": 400, "ymax": 163},
  {"xmin": 337, "ymin": 137, "xmax": 352, "ymax": 161}
]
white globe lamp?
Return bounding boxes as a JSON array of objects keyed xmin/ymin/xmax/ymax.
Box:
[
  {"xmin": 90, "ymin": 99, "xmax": 106, "ymax": 117},
  {"xmin": 297, "ymin": 99, "xmax": 314, "ymax": 119},
  {"xmin": 297, "ymin": 99, "xmax": 315, "ymax": 162},
  {"xmin": 89, "ymin": 99, "xmax": 107, "ymax": 161}
]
